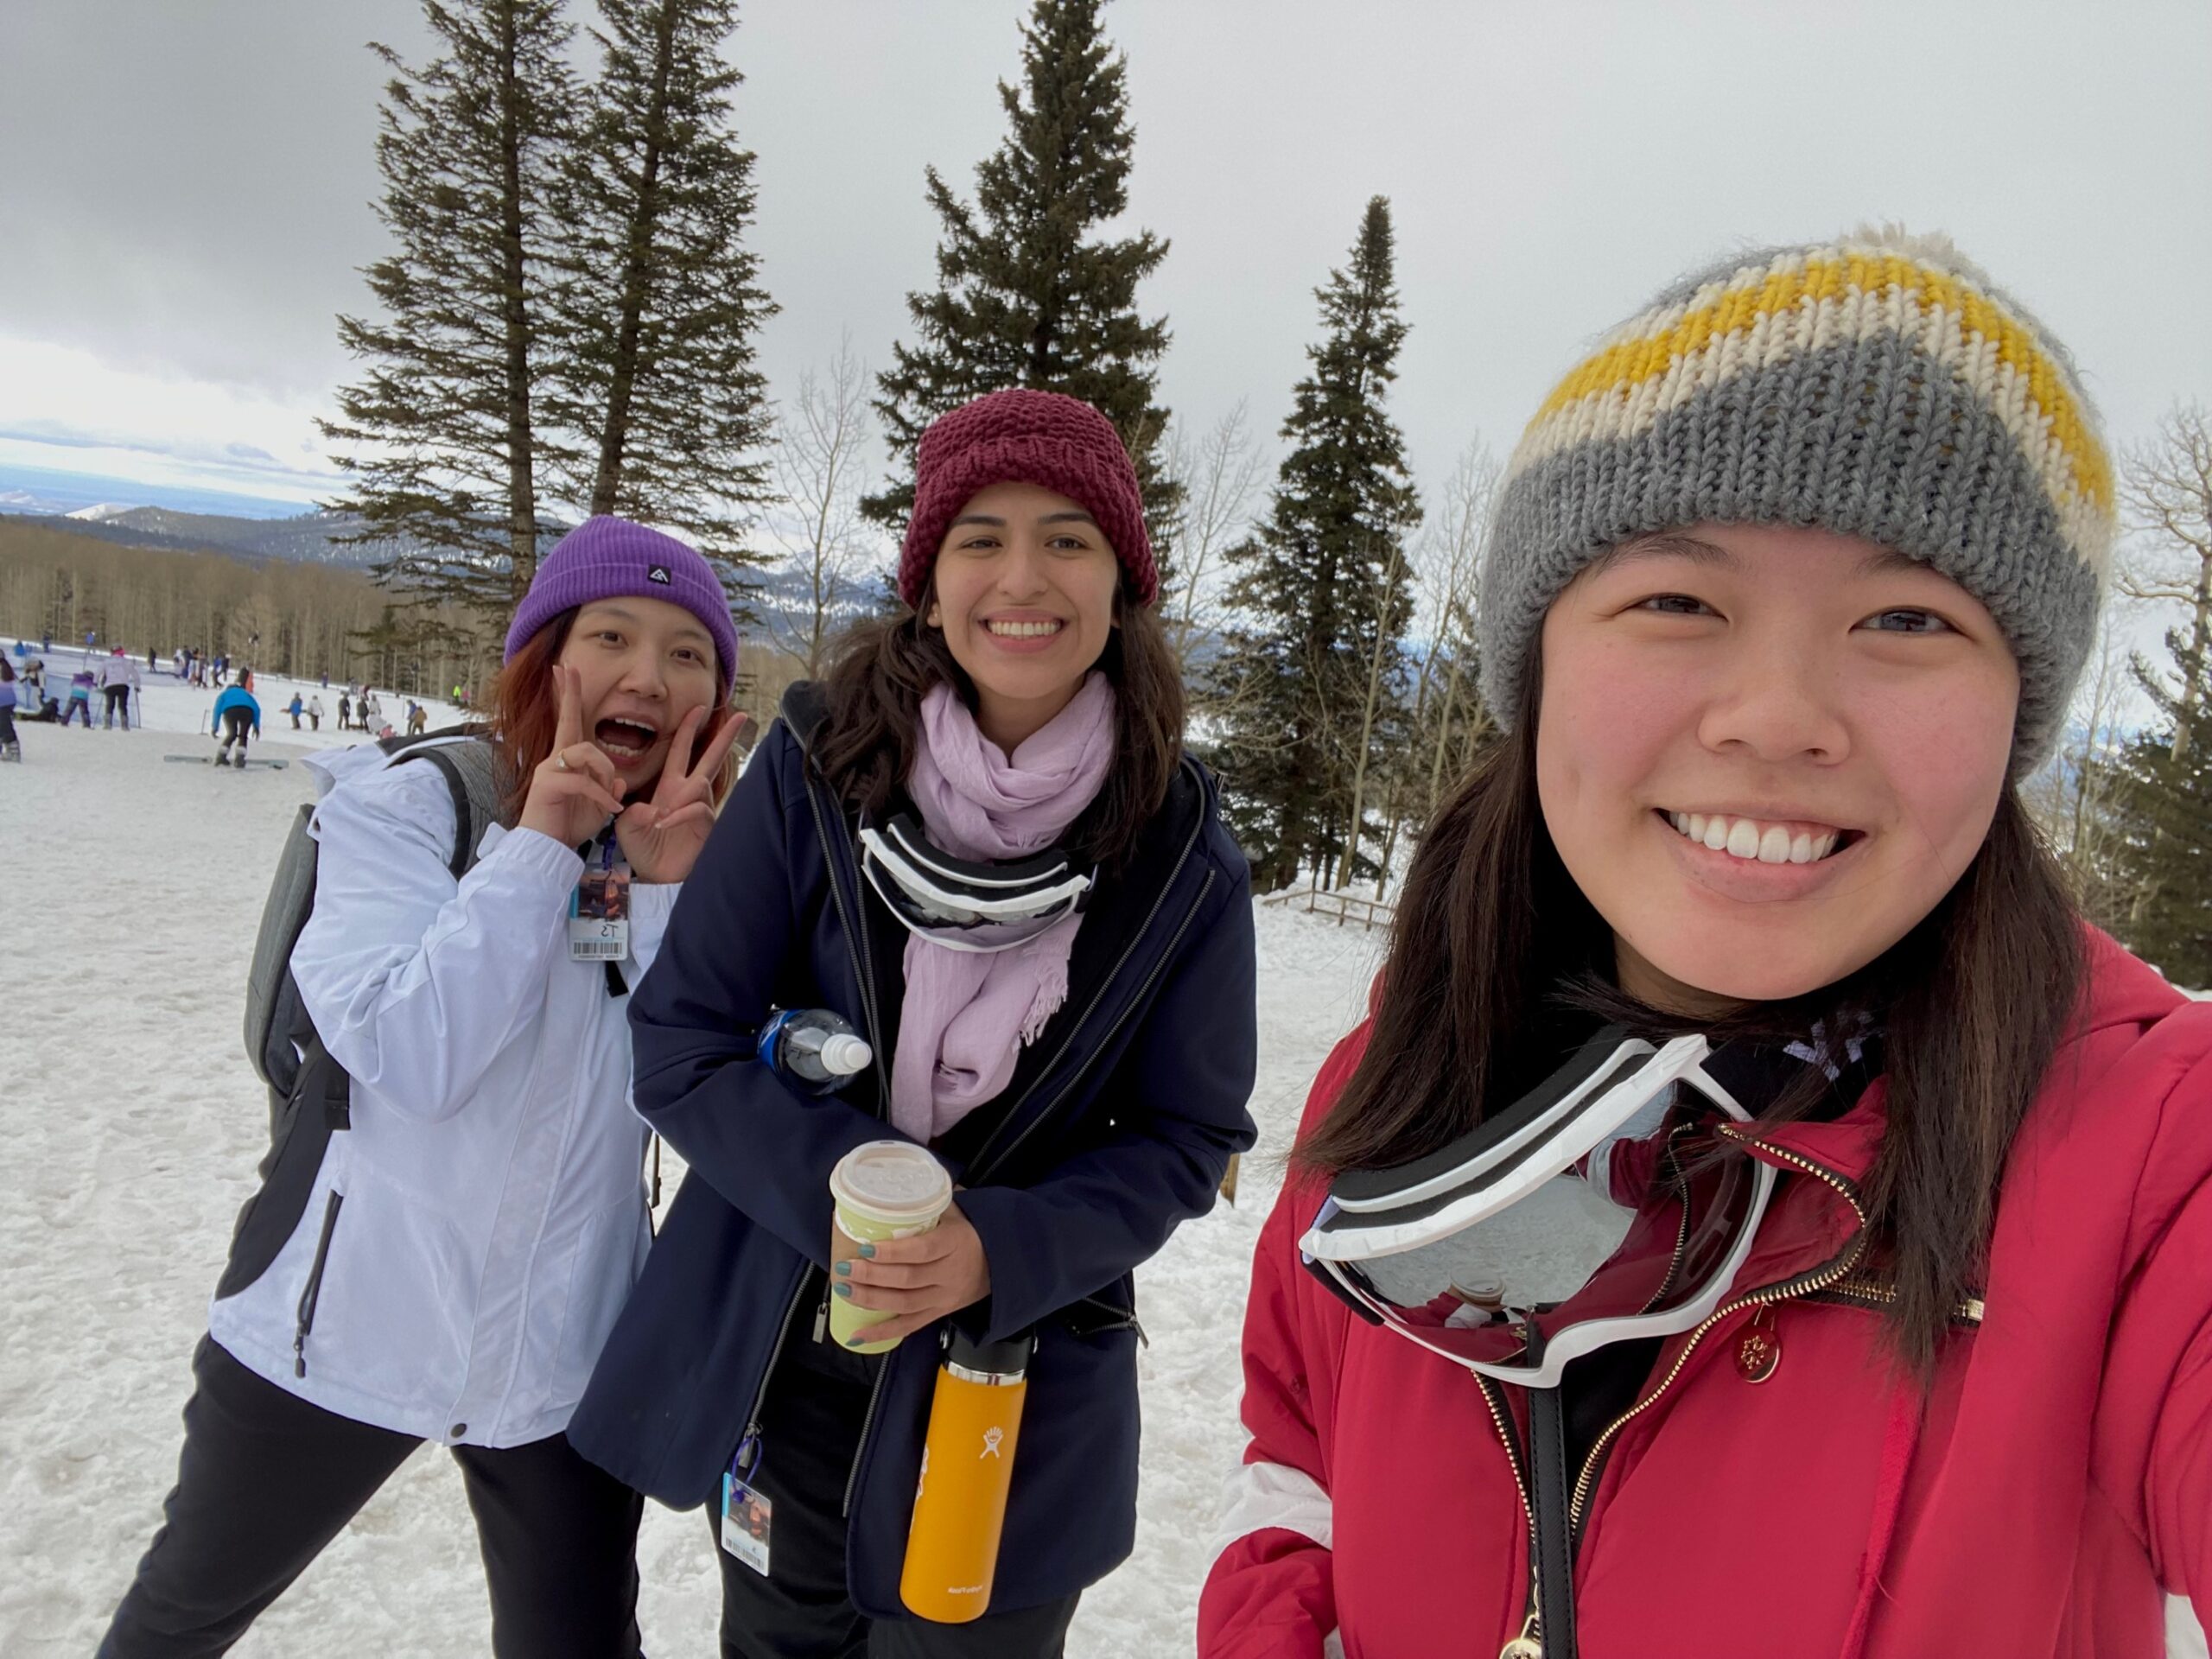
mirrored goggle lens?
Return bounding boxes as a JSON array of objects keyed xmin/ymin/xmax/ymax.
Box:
[
  {"xmin": 861, "ymin": 845, "xmax": 1090, "ymax": 954},
  {"xmin": 1305, "ymin": 1106, "xmax": 1767, "ymax": 1373}
]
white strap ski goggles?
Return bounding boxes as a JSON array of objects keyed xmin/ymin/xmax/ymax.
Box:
[
  {"xmin": 859, "ymin": 815, "xmax": 1095, "ymax": 955},
  {"xmin": 1300, "ymin": 1029, "xmax": 1776, "ymax": 1388}
]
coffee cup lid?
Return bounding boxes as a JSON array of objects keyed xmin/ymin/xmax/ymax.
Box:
[{"xmin": 832, "ymin": 1140, "xmax": 953, "ymax": 1219}]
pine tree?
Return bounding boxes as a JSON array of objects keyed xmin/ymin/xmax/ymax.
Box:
[
  {"xmin": 547, "ymin": 0, "xmax": 777, "ymax": 610},
  {"xmin": 861, "ymin": 0, "xmax": 1179, "ymax": 567},
  {"xmin": 322, "ymin": 0, "xmax": 581, "ymax": 623},
  {"xmin": 1211, "ymin": 196, "xmax": 1421, "ymax": 892},
  {"xmin": 2097, "ymin": 625, "xmax": 2212, "ymax": 988}
]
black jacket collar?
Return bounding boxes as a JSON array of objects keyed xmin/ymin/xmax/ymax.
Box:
[{"xmin": 779, "ymin": 679, "xmax": 1211, "ymax": 1178}]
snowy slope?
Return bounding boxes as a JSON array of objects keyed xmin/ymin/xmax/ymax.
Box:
[
  {"xmin": 0, "ymin": 694, "xmax": 2202, "ymax": 1656},
  {"xmin": 6, "ymin": 645, "xmax": 461, "ymax": 748}
]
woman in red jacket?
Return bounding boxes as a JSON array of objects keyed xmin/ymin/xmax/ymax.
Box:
[{"xmin": 1203, "ymin": 228, "xmax": 2212, "ymax": 1659}]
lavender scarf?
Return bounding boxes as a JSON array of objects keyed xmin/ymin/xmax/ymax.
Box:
[{"xmin": 889, "ymin": 673, "xmax": 1117, "ymax": 1142}]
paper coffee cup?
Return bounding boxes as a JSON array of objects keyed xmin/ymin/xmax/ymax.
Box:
[{"xmin": 830, "ymin": 1141, "xmax": 954, "ymax": 1353}]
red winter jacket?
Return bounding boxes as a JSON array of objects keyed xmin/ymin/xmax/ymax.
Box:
[{"xmin": 1201, "ymin": 930, "xmax": 2212, "ymax": 1659}]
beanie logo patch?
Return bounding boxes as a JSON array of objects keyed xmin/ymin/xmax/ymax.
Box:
[{"xmin": 647, "ymin": 564, "xmax": 672, "ymax": 586}]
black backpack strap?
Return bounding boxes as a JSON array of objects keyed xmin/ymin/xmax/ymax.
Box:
[
  {"xmin": 391, "ymin": 736, "xmax": 509, "ymax": 879},
  {"xmin": 410, "ymin": 746, "xmax": 480, "ymax": 879}
]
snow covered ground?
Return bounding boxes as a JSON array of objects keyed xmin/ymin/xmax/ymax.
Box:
[
  {"xmin": 0, "ymin": 675, "xmax": 1381, "ymax": 1657},
  {"xmin": 1, "ymin": 667, "xmax": 2203, "ymax": 1656},
  {"xmin": 3, "ymin": 643, "xmax": 465, "ymax": 750}
]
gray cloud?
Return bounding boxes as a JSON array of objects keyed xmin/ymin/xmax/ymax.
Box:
[
  {"xmin": 3, "ymin": 0, "xmax": 2208, "ymax": 487},
  {"xmin": 0, "ymin": 420, "xmax": 334, "ymax": 483}
]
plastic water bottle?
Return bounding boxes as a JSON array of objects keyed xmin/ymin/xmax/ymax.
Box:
[{"xmin": 757, "ymin": 1007, "xmax": 873, "ymax": 1091}]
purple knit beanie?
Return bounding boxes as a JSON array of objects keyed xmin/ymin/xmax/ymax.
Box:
[
  {"xmin": 504, "ymin": 517, "xmax": 739, "ymax": 698},
  {"xmin": 899, "ymin": 389, "xmax": 1156, "ymax": 608}
]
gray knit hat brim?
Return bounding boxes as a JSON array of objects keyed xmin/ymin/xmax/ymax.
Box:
[{"xmin": 1478, "ymin": 231, "xmax": 2114, "ymax": 774}]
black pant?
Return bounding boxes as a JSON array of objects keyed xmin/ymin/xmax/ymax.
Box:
[
  {"xmin": 104, "ymin": 683, "xmax": 130, "ymax": 728},
  {"xmin": 216, "ymin": 709, "xmax": 252, "ymax": 759},
  {"xmin": 0, "ymin": 704, "xmax": 15, "ymax": 747},
  {"xmin": 99, "ymin": 1337, "xmax": 644, "ymax": 1658},
  {"xmin": 712, "ymin": 1323, "xmax": 1078, "ymax": 1659}
]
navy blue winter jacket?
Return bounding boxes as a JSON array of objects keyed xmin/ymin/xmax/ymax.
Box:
[{"xmin": 569, "ymin": 685, "xmax": 1260, "ymax": 1617}]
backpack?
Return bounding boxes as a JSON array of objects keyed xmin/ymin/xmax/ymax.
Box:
[{"xmin": 217, "ymin": 732, "xmax": 508, "ymax": 1301}]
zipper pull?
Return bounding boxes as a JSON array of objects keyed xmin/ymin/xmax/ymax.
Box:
[
  {"xmin": 811, "ymin": 1290, "xmax": 830, "ymax": 1344},
  {"xmin": 1499, "ymin": 1611, "xmax": 1543, "ymax": 1658},
  {"xmin": 1736, "ymin": 1303, "xmax": 1782, "ymax": 1384}
]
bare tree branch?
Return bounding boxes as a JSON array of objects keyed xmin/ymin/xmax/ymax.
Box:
[
  {"xmin": 761, "ymin": 334, "xmax": 880, "ymax": 676},
  {"xmin": 1160, "ymin": 402, "xmax": 1265, "ymax": 671}
]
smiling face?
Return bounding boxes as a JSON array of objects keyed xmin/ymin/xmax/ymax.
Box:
[
  {"xmin": 925, "ymin": 480, "xmax": 1122, "ymax": 753},
  {"xmin": 556, "ymin": 596, "xmax": 721, "ymax": 791},
  {"xmin": 1535, "ymin": 523, "xmax": 2022, "ymax": 1014}
]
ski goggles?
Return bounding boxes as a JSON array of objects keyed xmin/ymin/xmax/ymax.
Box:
[
  {"xmin": 859, "ymin": 814, "xmax": 1095, "ymax": 954},
  {"xmin": 1300, "ymin": 1028, "xmax": 1776, "ymax": 1388}
]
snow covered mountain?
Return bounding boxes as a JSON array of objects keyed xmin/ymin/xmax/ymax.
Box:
[{"xmin": 25, "ymin": 503, "xmax": 397, "ymax": 569}]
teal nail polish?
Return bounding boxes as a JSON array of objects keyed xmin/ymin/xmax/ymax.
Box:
[
  {"xmin": 860, "ymin": 1243, "xmax": 876, "ymax": 1259},
  {"xmin": 834, "ymin": 1282, "xmax": 852, "ymax": 1299},
  {"xmin": 834, "ymin": 1261, "xmax": 850, "ymax": 1276}
]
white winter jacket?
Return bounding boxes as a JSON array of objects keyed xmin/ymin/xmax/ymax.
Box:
[{"xmin": 207, "ymin": 741, "xmax": 673, "ymax": 1448}]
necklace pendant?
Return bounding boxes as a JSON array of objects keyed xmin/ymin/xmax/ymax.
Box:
[{"xmin": 1736, "ymin": 1305, "xmax": 1782, "ymax": 1384}]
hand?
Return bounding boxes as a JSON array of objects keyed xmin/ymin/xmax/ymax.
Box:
[
  {"xmin": 517, "ymin": 665, "xmax": 626, "ymax": 848},
  {"xmin": 615, "ymin": 702, "xmax": 741, "ymax": 884},
  {"xmin": 834, "ymin": 1202, "xmax": 992, "ymax": 1348}
]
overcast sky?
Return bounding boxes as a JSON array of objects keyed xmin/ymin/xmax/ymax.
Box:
[{"xmin": 3, "ymin": 0, "xmax": 2209, "ymax": 537}]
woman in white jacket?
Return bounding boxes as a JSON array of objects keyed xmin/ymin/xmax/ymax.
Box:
[{"xmin": 100, "ymin": 518, "xmax": 745, "ymax": 1659}]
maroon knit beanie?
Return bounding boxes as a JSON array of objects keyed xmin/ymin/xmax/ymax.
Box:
[{"xmin": 899, "ymin": 389, "xmax": 1157, "ymax": 608}]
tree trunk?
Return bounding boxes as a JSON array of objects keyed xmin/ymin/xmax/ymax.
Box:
[
  {"xmin": 589, "ymin": 0, "xmax": 677, "ymax": 517},
  {"xmin": 1376, "ymin": 615, "xmax": 1443, "ymax": 895},
  {"xmin": 2172, "ymin": 552, "xmax": 2211, "ymax": 763},
  {"xmin": 1338, "ymin": 541, "xmax": 1404, "ymax": 891},
  {"xmin": 1427, "ymin": 627, "xmax": 1470, "ymax": 818},
  {"xmin": 497, "ymin": 1, "xmax": 540, "ymax": 604}
]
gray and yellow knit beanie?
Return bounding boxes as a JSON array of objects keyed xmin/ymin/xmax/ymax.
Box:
[{"xmin": 1478, "ymin": 227, "xmax": 2116, "ymax": 771}]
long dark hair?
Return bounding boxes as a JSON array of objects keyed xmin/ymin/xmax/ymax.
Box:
[
  {"xmin": 1296, "ymin": 662, "xmax": 2086, "ymax": 1372},
  {"xmin": 810, "ymin": 580, "xmax": 1185, "ymax": 868}
]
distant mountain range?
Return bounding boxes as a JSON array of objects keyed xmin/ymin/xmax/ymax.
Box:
[
  {"xmin": 10, "ymin": 502, "xmax": 402, "ymax": 569},
  {"xmin": 1, "ymin": 496, "xmax": 899, "ymax": 645}
]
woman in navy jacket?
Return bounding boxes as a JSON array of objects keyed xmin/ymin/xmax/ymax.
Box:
[{"xmin": 572, "ymin": 390, "xmax": 1258, "ymax": 1656}]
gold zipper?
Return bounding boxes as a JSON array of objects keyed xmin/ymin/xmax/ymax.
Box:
[
  {"xmin": 1567, "ymin": 1132, "xmax": 1870, "ymax": 1535},
  {"xmin": 1480, "ymin": 1127, "xmax": 1738, "ymax": 1657},
  {"xmin": 1498, "ymin": 1612, "xmax": 1545, "ymax": 1659},
  {"xmin": 1813, "ymin": 1274, "xmax": 1986, "ymax": 1326},
  {"xmin": 1477, "ymin": 1374, "xmax": 1543, "ymax": 1658},
  {"xmin": 1637, "ymin": 1135, "xmax": 1699, "ymax": 1314}
]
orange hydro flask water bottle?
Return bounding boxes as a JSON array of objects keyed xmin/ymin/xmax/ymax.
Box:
[{"xmin": 899, "ymin": 1328, "xmax": 1034, "ymax": 1623}]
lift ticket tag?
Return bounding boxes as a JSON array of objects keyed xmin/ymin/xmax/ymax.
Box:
[
  {"xmin": 721, "ymin": 1471, "xmax": 772, "ymax": 1577},
  {"xmin": 569, "ymin": 847, "xmax": 631, "ymax": 963}
]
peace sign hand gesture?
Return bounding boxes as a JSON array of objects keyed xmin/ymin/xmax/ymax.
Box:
[
  {"xmin": 616, "ymin": 702, "xmax": 742, "ymax": 885},
  {"xmin": 517, "ymin": 666, "xmax": 627, "ymax": 849}
]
